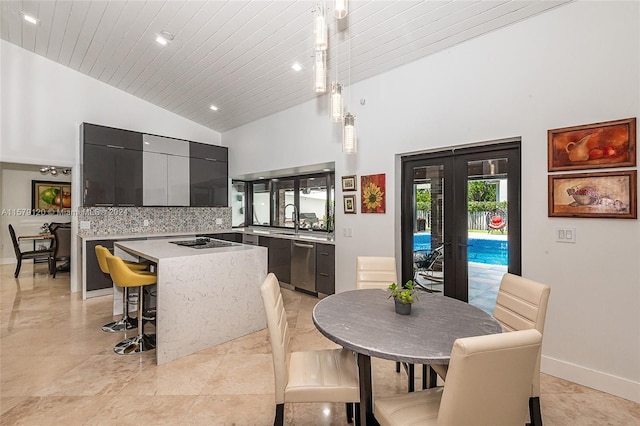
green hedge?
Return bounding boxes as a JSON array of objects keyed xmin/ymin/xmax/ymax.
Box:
[{"xmin": 417, "ymin": 201, "xmax": 507, "ymax": 213}]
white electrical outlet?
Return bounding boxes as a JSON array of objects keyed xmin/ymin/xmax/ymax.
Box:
[
  {"xmin": 80, "ymin": 221, "xmax": 91, "ymax": 230},
  {"xmin": 556, "ymin": 227, "xmax": 576, "ymax": 243},
  {"xmin": 215, "ymin": 218, "xmax": 223, "ymax": 225},
  {"xmin": 143, "ymin": 220, "xmax": 149, "ymax": 226}
]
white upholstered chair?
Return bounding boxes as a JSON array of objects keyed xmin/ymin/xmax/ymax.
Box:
[
  {"xmin": 374, "ymin": 329, "xmax": 542, "ymax": 426},
  {"xmin": 356, "ymin": 256, "xmax": 398, "ymax": 290},
  {"xmin": 356, "ymin": 256, "xmax": 408, "ymax": 380},
  {"xmin": 430, "ymin": 272, "xmax": 551, "ymax": 425},
  {"xmin": 260, "ymin": 273, "xmax": 360, "ymax": 426}
]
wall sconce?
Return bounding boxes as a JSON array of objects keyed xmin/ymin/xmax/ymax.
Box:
[
  {"xmin": 343, "ymin": 112, "xmax": 356, "ymax": 154},
  {"xmin": 330, "ymin": 82, "xmax": 343, "ymax": 122}
]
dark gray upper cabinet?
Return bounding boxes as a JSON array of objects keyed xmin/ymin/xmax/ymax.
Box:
[
  {"xmin": 82, "ymin": 123, "xmax": 228, "ymax": 207},
  {"xmin": 189, "ymin": 142, "xmax": 228, "ymax": 207},
  {"xmin": 82, "ymin": 123, "xmax": 143, "ymax": 206}
]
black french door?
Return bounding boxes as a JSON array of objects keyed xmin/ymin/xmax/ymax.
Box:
[{"xmin": 401, "ymin": 142, "xmax": 521, "ymax": 305}]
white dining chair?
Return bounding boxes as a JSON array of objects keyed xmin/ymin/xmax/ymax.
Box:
[
  {"xmin": 356, "ymin": 256, "xmax": 398, "ymax": 290},
  {"xmin": 430, "ymin": 272, "xmax": 551, "ymax": 425},
  {"xmin": 374, "ymin": 329, "xmax": 542, "ymax": 426},
  {"xmin": 260, "ymin": 273, "xmax": 360, "ymax": 426}
]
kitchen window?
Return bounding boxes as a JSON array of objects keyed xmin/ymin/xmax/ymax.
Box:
[{"xmin": 233, "ymin": 172, "xmax": 334, "ymax": 232}]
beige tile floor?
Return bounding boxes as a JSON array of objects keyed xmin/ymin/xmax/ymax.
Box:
[{"xmin": 1, "ymin": 262, "xmax": 639, "ymax": 425}]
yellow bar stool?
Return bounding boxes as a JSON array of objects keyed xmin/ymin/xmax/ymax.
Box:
[
  {"xmin": 105, "ymin": 254, "xmax": 158, "ymax": 354},
  {"xmin": 95, "ymin": 245, "xmax": 148, "ymax": 333}
]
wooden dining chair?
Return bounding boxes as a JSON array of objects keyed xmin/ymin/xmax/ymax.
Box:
[
  {"xmin": 429, "ymin": 272, "xmax": 551, "ymax": 426},
  {"xmin": 8, "ymin": 224, "xmax": 54, "ymax": 278},
  {"xmin": 374, "ymin": 329, "xmax": 542, "ymax": 426},
  {"xmin": 260, "ymin": 273, "xmax": 360, "ymax": 426}
]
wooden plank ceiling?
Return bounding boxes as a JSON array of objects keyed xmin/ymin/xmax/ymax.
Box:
[{"xmin": 1, "ymin": 1, "xmax": 570, "ymax": 133}]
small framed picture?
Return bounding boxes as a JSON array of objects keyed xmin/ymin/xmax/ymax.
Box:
[
  {"xmin": 344, "ymin": 195, "xmax": 356, "ymax": 214},
  {"xmin": 342, "ymin": 175, "xmax": 357, "ymax": 192}
]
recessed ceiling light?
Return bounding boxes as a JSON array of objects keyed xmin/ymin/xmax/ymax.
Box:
[
  {"xmin": 155, "ymin": 30, "xmax": 174, "ymax": 46},
  {"xmin": 21, "ymin": 12, "xmax": 39, "ymax": 25},
  {"xmin": 291, "ymin": 62, "xmax": 303, "ymax": 72},
  {"xmin": 209, "ymin": 105, "xmax": 219, "ymax": 111}
]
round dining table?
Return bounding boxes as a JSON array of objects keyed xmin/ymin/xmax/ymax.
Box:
[{"xmin": 312, "ymin": 289, "xmax": 502, "ymax": 425}]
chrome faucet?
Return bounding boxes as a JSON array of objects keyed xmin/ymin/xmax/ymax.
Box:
[{"xmin": 284, "ymin": 203, "xmax": 299, "ymax": 234}]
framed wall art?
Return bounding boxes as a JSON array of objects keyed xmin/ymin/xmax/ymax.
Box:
[
  {"xmin": 548, "ymin": 170, "xmax": 637, "ymax": 219},
  {"xmin": 548, "ymin": 117, "xmax": 636, "ymax": 171},
  {"xmin": 343, "ymin": 195, "xmax": 356, "ymax": 214},
  {"xmin": 32, "ymin": 180, "xmax": 72, "ymax": 212},
  {"xmin": 361, "ymin": 173, "xmax": 386, "ymax": 214},
  {"xmin": 342, "ymin": 175, "xmax": 357, "ymax": 191}
]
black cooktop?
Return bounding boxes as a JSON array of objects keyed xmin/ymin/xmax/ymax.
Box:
[{"xmin": 170, "ymin": 238, "xmax": 236, "ymax": 249}]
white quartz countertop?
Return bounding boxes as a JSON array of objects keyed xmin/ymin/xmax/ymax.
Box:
[
  {"xmin": 80, "ymin": 228, "xmax": 334, "ymax": 244},
  {"xmin": 114, "ymin": 237, "xmax": 259, "ymax": 262}
]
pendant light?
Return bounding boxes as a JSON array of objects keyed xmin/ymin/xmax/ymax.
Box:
[
  {"xmin": 334, "ymin": 0, "xmax": 348, "ymax": 19},
  {"xmin": 330, "ymin": 82, "xmax": 343, "ymax": 122},
  {"xmin": 314, "ymin": 50, "xmax": 327, "ymax": 93},
  {"xmin": 313, "ymin": 2, "xmax": 327, "ymax": 51},
  {"xmin": 343, "ymin": 112, "xmax": 356, "ymax": 153}
]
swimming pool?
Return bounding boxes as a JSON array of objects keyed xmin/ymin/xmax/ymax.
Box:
[{"xmin": 414, "ymin": 233, "xmax": 508, "ymax": 266}]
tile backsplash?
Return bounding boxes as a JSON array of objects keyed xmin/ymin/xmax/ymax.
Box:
[{"xmin": 77, "ymin": 207, "xmax": 231, "ymax": 236}]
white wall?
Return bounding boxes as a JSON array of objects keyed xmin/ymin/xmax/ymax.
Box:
[
  {"xmin": 225, "ymin": 2, "xmax": 640, "ymax": 402},
  {"xmin": 0, "ymin": 40, "xmax": 221, "ymax": 166},
  {"xmin": 0, "ymin": 164, "xmax": 71, "ymax": 263},
  {"xmin": 0, "ymin": 39, "xmax": 222, "ymax": 292}
]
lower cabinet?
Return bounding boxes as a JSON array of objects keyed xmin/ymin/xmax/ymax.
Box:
[
  {"xmin": 85, "ymin": 240, "xmax": 114, "ymax": 292},
  {"xmin": 202, "ymin": 232, "xmax": 243, "ymax": 243},
  {"xmin": 315, "ymin": 243, "xmax": 335, "ymax": 295},
  {"xmin": 259, "ymin": 236, "xmax": 292, "ymax": 284}
]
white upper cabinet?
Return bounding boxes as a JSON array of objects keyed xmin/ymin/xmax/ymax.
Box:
[{"xmin": 143, "ymin": 134, "xmax": 190, "ymax": 206}]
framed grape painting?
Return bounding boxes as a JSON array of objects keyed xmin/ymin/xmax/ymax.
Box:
[{"xmin": 548, "ymin": 171, "xmax": 637, "ymax": 219}]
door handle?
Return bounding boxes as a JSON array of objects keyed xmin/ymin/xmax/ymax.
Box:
[{"xmin": 293, "ymin": 242, "xmax": 314, "ymax": 249}]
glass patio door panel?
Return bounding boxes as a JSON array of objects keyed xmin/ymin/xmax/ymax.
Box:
[
  {"xmin": 401, "ymin": 142, "xmax": 521, "ymax": 312},
  {"xmin": 411, "ymin": 164, "xmax": 447, "ymax": 294}
]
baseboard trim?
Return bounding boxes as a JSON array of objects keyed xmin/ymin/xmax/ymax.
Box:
[{"xmin": 542, "ymin": 355, "xmax": 640, "ymax": 403}]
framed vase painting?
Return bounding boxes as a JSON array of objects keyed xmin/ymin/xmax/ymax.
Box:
[
  {"xmin": 361, "ymin": 174, "xmax": 386, "ymax": 214},
  {"xmin": 548, "ymin": 117, "xmax": 636, "ymax": 171},
  {"xmin": 548, "ymin": 170, "xmax": 637, "ymax": 219},
  {"xmin": 32, "ymin": 180, "xmax": 72, "ymax": 212}
]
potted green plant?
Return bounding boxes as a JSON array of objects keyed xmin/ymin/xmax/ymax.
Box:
[{"xmin": 388, "ymin": 280, "xmax": 418, "ymax": 315}]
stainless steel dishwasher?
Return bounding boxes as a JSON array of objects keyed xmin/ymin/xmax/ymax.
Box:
[{"xmin": 291, "ymin": 240, "xmax": 316, "ymax": 292}]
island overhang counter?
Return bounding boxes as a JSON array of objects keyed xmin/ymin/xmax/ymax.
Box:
[{"xmin": 113, "ymin": 237, "xmax": 267, "ymax": 365}]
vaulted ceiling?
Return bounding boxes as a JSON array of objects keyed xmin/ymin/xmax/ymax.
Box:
[{"xmin": 1, "ymin": 1, "xmax": 570, "ymax": 133}]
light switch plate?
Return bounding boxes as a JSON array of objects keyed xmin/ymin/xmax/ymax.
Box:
[
  {"xmin": 343, "ymin": 227, "xmax": 353, "ymax": 237},
  {"xmin": 80, "ymin": 221, "xmax": 91, "ymax": 230},
  {"xmin": 556, "ymin": 227, "xmax": 576, "ymax": 243}
]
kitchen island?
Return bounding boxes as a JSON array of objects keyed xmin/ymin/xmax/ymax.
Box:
[{"xmin": 114, "ymin": 237, "xmax": 267, "ymax": 365}]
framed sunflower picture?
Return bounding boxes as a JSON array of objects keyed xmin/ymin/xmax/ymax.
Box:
[{"xmin": 361, "ymin": 173, "xmax": 386, "ymax": 213}]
